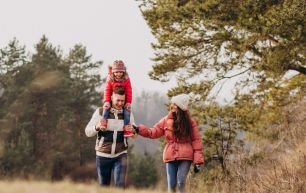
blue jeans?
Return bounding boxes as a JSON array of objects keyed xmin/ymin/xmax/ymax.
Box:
[
  {"xmin": 102, "ymin": 108, "xmax": 130, "ymax": 125},
  {"xmin": 96, "ymin": 154, "xmax": 127, "ymax": 187},
  {"xmin": 166, "ymin": 160, "xmax": 192, "ymax": 193}
]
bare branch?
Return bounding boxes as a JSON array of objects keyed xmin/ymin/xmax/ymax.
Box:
[{"xmin": 222, "ymin": 67, "xmax": 252, "ymax": 79}]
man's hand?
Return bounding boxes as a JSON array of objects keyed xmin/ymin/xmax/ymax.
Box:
[{"xmin": 95, "ymin": 119, "xmax": 107, "ymax": 131}]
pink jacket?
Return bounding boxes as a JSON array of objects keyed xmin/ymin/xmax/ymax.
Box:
[
  {"xmin": 103, "ymin": 77, "xmax": 132, "ymax": 104},
  {"xmin": 103, "ymin": 66, "xmax": 132, "ymax": 104},
  {"xmin": 138, "ymin": 113, "xmax": 204, "ymax": 165}
]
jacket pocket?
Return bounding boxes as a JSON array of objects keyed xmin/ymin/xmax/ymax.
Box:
[{"xmin": 164, "ymin": 127, "xmax": 174, "ymax": 140}]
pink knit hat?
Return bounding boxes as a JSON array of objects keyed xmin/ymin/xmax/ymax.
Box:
[{"xmin": 112, "ymin": 60, "xmax": 126, "ymax": 73}]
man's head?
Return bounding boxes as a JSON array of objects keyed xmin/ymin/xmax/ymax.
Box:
[{"xmin": 111, "ymin": 86, "xmax": 126, "ymax": 110}]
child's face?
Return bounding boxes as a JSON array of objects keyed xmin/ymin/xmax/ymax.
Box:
[{"xmin": 113, "ymin": 72, "xmax": 124, "ymax": 79}]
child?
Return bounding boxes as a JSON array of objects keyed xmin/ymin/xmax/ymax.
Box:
[{"xmin": 101, "ymin": 60, "xmax": 133, "ymax": 137}]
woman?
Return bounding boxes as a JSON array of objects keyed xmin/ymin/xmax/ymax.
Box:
[{"xmin": 134, "ymin": 94, "xmax": 204, "ymax": 193}]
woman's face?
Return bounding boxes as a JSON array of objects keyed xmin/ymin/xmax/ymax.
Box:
[{"xmin": 170, "ymin": 103, "xmax": 178, "ymax": 113}]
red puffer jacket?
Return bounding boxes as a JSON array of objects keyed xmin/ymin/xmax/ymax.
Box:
[
  {"xmin": 138, "ymin": 112, "xmax": 204, "ymax": 165},
  {"xmin": 103, "ymin": 75, "xmax": 132, "ymax": 104}
]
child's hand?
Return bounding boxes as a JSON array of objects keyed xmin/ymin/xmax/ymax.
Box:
[
  {"xmin": 103, "ymin": 102, "xmax": 111, "ymax": 110},
  {"xmin": 125, "ymin": 103, "xmax": 131, "ymax": 111}
]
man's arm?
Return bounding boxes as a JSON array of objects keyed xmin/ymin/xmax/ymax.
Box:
[{"xmin": 85, "ymin": 109, "xmax": 101, "ymax": 137}]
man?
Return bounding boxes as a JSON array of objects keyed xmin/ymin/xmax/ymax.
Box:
[{"xmin": 85, "ymin": 86, "xmax": 135, "ymax": 187}]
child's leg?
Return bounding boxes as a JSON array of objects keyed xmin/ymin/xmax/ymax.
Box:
[
  {"xmin": 102, "ymin": 108, "xmax": 110, "ymax": 119},
  {"xmin": 123, "ymin": 105, "xmax": 133, "ymax": 137},
  {"xmin": 101, "ymin": 102, "xmax": 111, "ymax": 129},
  {"xmin": 123, "ymin": 108, "xmax": 131, "ymax": 126}
]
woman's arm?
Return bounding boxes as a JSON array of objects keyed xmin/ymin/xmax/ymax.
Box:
[
  {"xmin": 138, "ymin": 117, "xmax": 166, "ymax": 139},
  {"xmin": 191, "ymin": 119, "xmax": 204, "ymax": 165}
]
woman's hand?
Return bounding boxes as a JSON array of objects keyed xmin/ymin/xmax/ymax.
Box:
[
  {"xmin": 193, "ymin": 164, "xmax": 201, "ymax": 173},
  {"xmin": 132, "ymin": 125, "xmax": 139, "ymax": 134}
]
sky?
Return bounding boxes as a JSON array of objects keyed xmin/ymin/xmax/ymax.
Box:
[{"xmin": 0, "ymin": 0, "xmax": 175, "ymax": 94}]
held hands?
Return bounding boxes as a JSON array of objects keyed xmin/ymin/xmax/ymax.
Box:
[
  {"xmin": 124, "ymin": 124, "xmax": 138, "ymax": 138},
  {"xmin": 193, "ymin": 164, "xmax": 201, "ymax": 173},
  {"xmin": 132, "ymin": 125, "xmax": 139, "ymax": 134}
]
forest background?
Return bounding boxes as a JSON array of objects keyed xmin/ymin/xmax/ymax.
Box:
[{"xmin": 0, "ymin": 0, "xmax": 305, "ymax": 193}]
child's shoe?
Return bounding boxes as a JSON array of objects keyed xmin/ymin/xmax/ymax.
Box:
[{"xmin": 123, "ymin": 125, "xmax": 134, "ymax": 137}]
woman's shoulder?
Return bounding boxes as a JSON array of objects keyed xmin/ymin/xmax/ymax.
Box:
[
  {"xmin": 154, "ymin": 115, "xmax": 169, "ymax": 127},
  {"xmin": 162, "ymin": 114, "xmax": 174, "ymax": 124}
]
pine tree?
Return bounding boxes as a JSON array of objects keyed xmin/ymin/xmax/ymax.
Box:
[
  {"xmin": 0, "ymin": 37, "xmax": 103, "ymax": 179},
  {"xmin": 64, "ymin": 44, "xmax": 102, "ymax": 166},
  {"xmin": 128, "ymin": 149, "xmax": 159, "ymax": 188},
  {"xmin": 138, "ymin": 0, "xmax": 306, "ymax": 99},
  {"xmin": 138, "ymin": 0, "xmax": 306, "ymax": 181}
]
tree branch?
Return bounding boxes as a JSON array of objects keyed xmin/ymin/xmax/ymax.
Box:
[
  {"xmin": 288, "ymin": 64, "xmax": 306, "ymax": 75},
  {"xmin": 222, "ymin": 67, "xmax": 251, "ymax": 79}
]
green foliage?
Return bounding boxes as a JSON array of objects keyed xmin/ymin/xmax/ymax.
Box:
[
  {"xmin": 195, "ymin": 103, "xmax": 244, "ymax": 173},
  {"xmin": 0, "ymin": 39, "xmax": 29, "ymax": 118},
  {"xmin": 139, "ymin": 0, "xmax": 306, "ymax": 179},
  {"xmin": 0, "ymin": 36, "xmax": 102, "ymax": 179},
  {"xmin": 139, "ymin": 0, "xmax": 305, "ymax": 100},
  {"xmin": 128, "ymin": 147, "xmax": 159, "ymax": 188}
]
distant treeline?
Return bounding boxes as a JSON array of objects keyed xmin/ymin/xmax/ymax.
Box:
[{"xmin": 0, "ymin": 37, "xmax": 167, "ymax": 187}]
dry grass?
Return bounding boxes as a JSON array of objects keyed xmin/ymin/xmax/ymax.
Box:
[
  {"xmin": 0, "ymin": 180, "xmax": 166, "ymax": 193},
  {"xmin": 1, "ymin": 96, "xmax": 305, "ymax": 193},
  {"xmin": 184, "ymin": 98, "xmax": 306, "ymax": 193}
]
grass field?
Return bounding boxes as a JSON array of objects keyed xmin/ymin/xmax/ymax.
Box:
[{"xmin": 0, "ymin": 180, "xmax": 166, "ymax": 193}]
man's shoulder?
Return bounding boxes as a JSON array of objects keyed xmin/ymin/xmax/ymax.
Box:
[
  {"xmin": 98, "ymin": 107, "xmax": 103, "ymax": 115},
  {"xmin": 91, "ymin": 107, "xmax": 103, "ymax": 117}
]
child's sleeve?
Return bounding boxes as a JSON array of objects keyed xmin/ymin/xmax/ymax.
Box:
[
  {"xmin": 125, "ymin": 79, "xmax": 132, "ymax": 104},
  {"xmin": 103, "ymin": 79, "xmax": 113, "ymax": 103}
]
